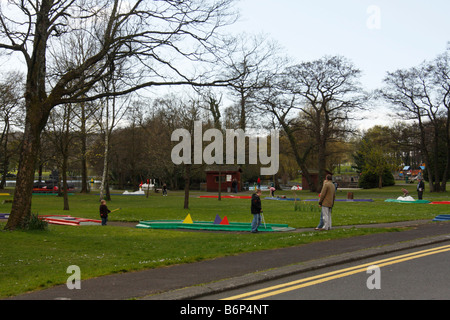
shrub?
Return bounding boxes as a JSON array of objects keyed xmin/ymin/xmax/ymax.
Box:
[
  {"xmin": 358, "ymin": 169, "xmax": 395, "ymax": 189},
  {"xmin": 24, "ymin": 213, "xmax": 48, "ymax": 231}
]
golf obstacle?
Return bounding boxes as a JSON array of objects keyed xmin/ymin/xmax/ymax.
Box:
[
  {"xmin": 0, "ymin": 213, "xmax": 9, "ymax": 220},
  {"xmin": 298, "ymin": 199, "xmax": 374, "ymax": 202},
  {"xmin": 199, "ymin": 195, "xmax": 252, "ymax": 199},
  {"xmin": 385, "ymin": 199, "xmax": 431, "ymax": 204},
  {"xmin": 122, "ymin": 190, "xmax": 145, "ymax": 196},
  {"xmin": 136, "ymin": 214, "xmax": 295, "ymax": 232},
  {"xmin": 38, "ymin": 215, "xmax": 102, "ymax": 226},
  {"xmin": 433, "ymin": 215, "xmax": 450, "ymax": 222},
  {"xmin": 265, "ymin": 197, "xmax": 301, "ymax": 202}
]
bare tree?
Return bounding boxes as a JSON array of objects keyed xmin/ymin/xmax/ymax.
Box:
[
  {"xmin": 194, "ymin": 89, "xmax": 225, "ymax": 199},
  {"xmin": 71, "ymin": 100, "xmax": 99, "ymax": 193},
  {"xmin": 285, "ymin": 56, "xmax": 366, "ymax": 190},
  {"xmin": 221, "ymin": 33, "xmax": 282, "ymax": 130},
  {"xmin": 44, "ymin": 103, "xmax": 75, "ymax": 210},
  {"xmin": 0, "ymin": 0, "xmax": 238, "ymax": 230},
  {"xmin": 379, "ymin": 59, "xmax": 448, "ymax": 192},
  {"xmin": 433, "ymin": 49, "xmax": 450, "ymax": 190},
  {"xmin": 0, "ymin": 71, "xmax": 23, "ymax": 188},
  {"xmin": 157, "ymin": 94, "xmax": 204, "ymax": 209},
  {"xmin": 256, "ymin": 78, "xmax": 316, "ymax": 191}
]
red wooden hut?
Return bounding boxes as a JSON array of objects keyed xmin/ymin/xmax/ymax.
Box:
[{"xmin": 205, "ymin": 166, "xmax": 242, "ymax": 192}]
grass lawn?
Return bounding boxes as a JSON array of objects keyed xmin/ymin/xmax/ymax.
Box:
[{"xmin": 1, "ymin": 183, "xmax": 449, "ymax": 298}]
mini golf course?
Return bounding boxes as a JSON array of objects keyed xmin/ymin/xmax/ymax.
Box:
[
  {"xmin": 38, "ymin": 215, "xmax": 102, "ymax": 226},
  {"xmin": 265, "ymin": 197, "xmax": 301, "ymax": 201},
  {"xmin": 199, "ymin": 195, "xmax": 252, "ymax": 199},
  {"xmin": 385, "ymin": 199, "xmax": 431, "ymax": 204},
  {"xmin": 291, "ymin": 198, "xmax": 374, "ymax": 202},
  {"xmin": 0, "ymin": 213, "xmax": 9, "ymax": 220},
  {"xmin": 136, "ymin": 214, "xmax": 296, "ymax": 232},
  {"xmin": 433, "ymin": 214, "xmax": 450, "ymax": 222}
]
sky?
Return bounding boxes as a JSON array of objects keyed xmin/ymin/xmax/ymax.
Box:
[
  {"xmin": 226, "ymin": 0, "xmax": 450, "ymax": 128},
  {"xmin": 2, "ymin": 0, "xmax": 449, "ymax": 130}
]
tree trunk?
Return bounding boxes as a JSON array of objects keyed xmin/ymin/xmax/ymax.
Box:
[
  {"xmin": 62, "ymin": 104, "xmax": 71, "ymax": 210},
  {"xmin": 432, "ymin": 128, "xmax": 441, "ymax": 192},
  {"xmin": 317, "ymin": 111, "xmax": 330, "ymax": 192},
  {"xmin": 282, "ymin": 123, "xmax": 316, "ymax": 192},
  {"xmin": 99, "ymin": 132, "xmax": 109, "ymax": 201},
  {"xmin": 218, "ymin": 165, "xmax": 222, "ymax": 201},
  {"xmin": 0, "ymin": 121, "xmax": 9, "ymax": 190},
  {"xmin": 105, "ymin": 178, "xmax": 111, "ymax": 201},
  {"xmin": 5, "ymin": 120, "xmax": 42, "ymax": 230},
  {"xmin": 80, "ymin": 103, "xmax": 89, "ymax": 193},
  {"xmin": 62, "ymin": 158, "xmax": 69, "ymax": 211},
  {"xmin": 184, "ymin": 164, "xmax": 191, "ymax": 209},
  {"xmin": 5, "ymin": 1, "xmax": 52, "ymax": 230},
  {"xmin": 417, "ymin": 119, "xmax": 434, "ymax": 192},
  {"xmin": 441, "ymin": 109, "xmax": 450, "ymax": 192},
  {"xmin": 239, "ymin": 91, "xmax": 246, "ymax": 131},
  {"xmin": 317, "ymin": 140, "xmax": 327, "ymax": 192}
]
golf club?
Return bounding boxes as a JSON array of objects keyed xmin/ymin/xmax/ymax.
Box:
[{"xmin": 261, "ymin": 211, "xmax": 266, "ymax": 229}]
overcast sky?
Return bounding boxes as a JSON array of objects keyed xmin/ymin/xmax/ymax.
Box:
[
  {"xmin": 230, "ymin": 0, "xmax": 450, "ymax": 90},
  {"xmin": 2, "ymin": 1, "xmax": 449, "ymax": 129},
  {"xmin": 227, "ymin": 0, "xmax": 450, "ymax": 128}
]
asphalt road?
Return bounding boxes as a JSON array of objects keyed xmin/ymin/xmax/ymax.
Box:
[{"xmin": 201, "ymin": 242, "xmax": 450, "ymax": 300}]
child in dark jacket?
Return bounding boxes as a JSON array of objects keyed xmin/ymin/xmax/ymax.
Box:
[
  {"xmin": 250, "ymin": 189, "xmax": 262, "ymax": 233},
  {"xmin": 99, "ymin": 200, "xmax": 111, "ymax": 226}
]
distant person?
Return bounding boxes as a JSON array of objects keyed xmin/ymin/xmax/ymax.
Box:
[
  {"xmin": 257, "ymin": 177, "xmax": 261, "ymax": 189},
  {"xmin": 232, "ymin": 179, "xmax": 237, "ymax": 193},
  {"xmin": 316, "ymin": 175, "xmax": 336, "ymax": 231},
  {"xmin": 417, "ymin": 178, "xmax": 425, "ymax": 200},
  {"xmin": 162, "ymin": 184, "xmax": 168, "ymax": 196},
  {"xmin": 401, "ymin": 188, "xmax": 409, "ymax": 197},
  {"xmin": 99, "ymin": 200, "xmax": 111, "ymax": 226},
  {"xmin": 270, "ymin": 186, "xmax": 275, "ymax": 197},
  {"xmin": 251, "ymin": 189, "xmax": 262, "ymax": 233}
]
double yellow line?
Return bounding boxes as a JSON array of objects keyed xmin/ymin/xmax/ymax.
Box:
[{"xmin": 222, "ymin": 244, "xmax": 450, "ymax": 300}]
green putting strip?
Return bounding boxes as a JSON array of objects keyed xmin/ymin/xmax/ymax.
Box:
[
  {"xmin": 384, "ymin": 199, "xmax": 431, "ymax": 204},
  {"xmin": 136, "ymin": 220, "xmax": 295, "ymax": 232}
]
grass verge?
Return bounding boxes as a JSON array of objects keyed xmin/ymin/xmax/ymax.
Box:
[{"xmin": 0, "ymin": 183, "xmax": 448, "ymax": 298}]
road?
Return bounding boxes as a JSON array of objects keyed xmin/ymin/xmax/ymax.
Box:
[{"xmin": 202, "ymin": 242, "xmax": 450, "ymax": 300}]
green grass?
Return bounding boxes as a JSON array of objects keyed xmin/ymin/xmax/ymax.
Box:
[{"xmin": 0, "ymin": 184, "xmax": 449, "ymax": 298}]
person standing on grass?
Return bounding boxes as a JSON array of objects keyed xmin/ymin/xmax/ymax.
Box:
[
  {"xmin": 316, "ymin": 175, "xmax": 336, "ymax": 231},
  {"xmin": 417, "ymin": 178, "xmax": 425, "ymax": 200},
  {"xmin": 251, "ymin": 189, "xmax": 262, "ymax": 233},
  {"xmin": 99, "ymin": 200, "xmax": 111, "ymax": 226}
]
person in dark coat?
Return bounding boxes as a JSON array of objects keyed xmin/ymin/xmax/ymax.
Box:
[
  {"xmin": 417, "ymin": 178, "xmax": 425, "ymax": 200},
  {"xmin": 99, "ymin": 200, "xmax": 111, "ymax": 226},
  {"xmin": 251, "ymin": 189, "xmax": 262, "ymax": 233}
]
